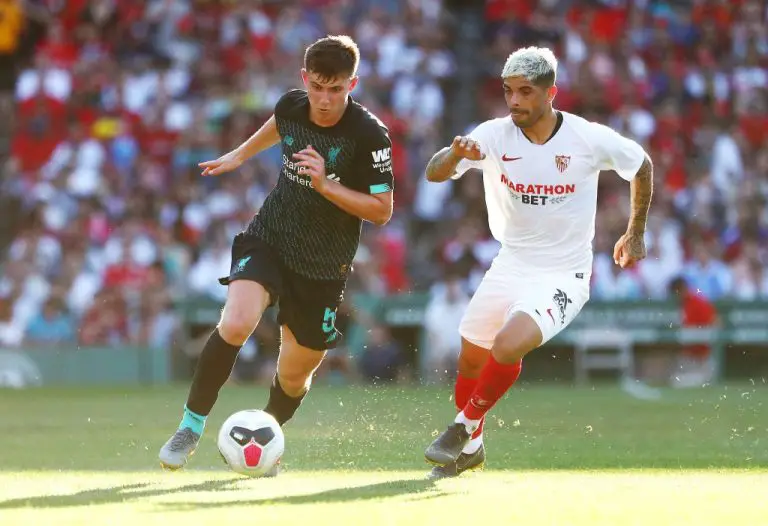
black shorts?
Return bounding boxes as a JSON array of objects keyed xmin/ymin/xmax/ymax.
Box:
[{"xmin": 218, "ymin": 233, "xmax": 345, "ymax": 351}]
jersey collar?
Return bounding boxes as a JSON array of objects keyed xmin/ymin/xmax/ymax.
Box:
[{"xmin": 520, "ymin": 110, "xmax": 563, "ymax": 145}]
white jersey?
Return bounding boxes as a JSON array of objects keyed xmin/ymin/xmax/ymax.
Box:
[{"xmin": 454, "ymin": 111, "xmax": 646, "ymax": 274}]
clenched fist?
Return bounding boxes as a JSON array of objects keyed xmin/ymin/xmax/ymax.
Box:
[{"xmin": 613, "ymin": 231, "xmax": 647, "ymax": 269}]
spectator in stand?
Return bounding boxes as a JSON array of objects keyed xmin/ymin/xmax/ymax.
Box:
[
  {"xmin": 668, "ymin": 276, "xmax": 720, "ymax": 388},
  {"xmin": 683, "ymin": 240, "xmax": 733, "ymax": 300},
  {"xmin": 24, "ymin": 296, "xmax": 76, "ymax": 346},
  {"xmin": 423, "ymin": 271, "xmax": 470, "ymax": 383}
]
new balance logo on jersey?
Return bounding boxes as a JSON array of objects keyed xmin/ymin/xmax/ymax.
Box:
[{"xmin": 372, "ymin": 148, "xmax": 391, "ymax": 162}]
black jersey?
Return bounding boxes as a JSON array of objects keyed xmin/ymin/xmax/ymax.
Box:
[{"xmin": 246, "ymin": 90, "xmax": 394, "ymax": 280}]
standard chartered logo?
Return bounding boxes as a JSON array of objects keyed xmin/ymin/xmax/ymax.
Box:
[
  {"xmin": 282, "ymin": 154, "xmax": 341, "ymax": 188},
  {"xmin": 282, "ymin": 154, "xmax": 302, "ymax": 173},
  {"xmin": 286, "ymin": 171, "xmax": 313, "ymax": 187},
  {"xmin": 283, "ymin": 154, "xmax": 312, "ymax": 187}
]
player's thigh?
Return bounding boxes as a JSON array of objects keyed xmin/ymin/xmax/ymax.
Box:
[
  {"xmin": 510, "ymin": 274, "xmax": 590, "ymax": 348},
  {"xmin": 278, "ymin": 269, "xmax": 346, "ymax": 351},
  {"xmin": 276, "ymin": 324, "xmax": 327, "ymax": 395},
  {"xmin": 459, "ymin": 268, "xmax": 521, "ymax": 350},
  {"xmin": 219, "ymin": 280, "xmax": 271, "ymax": 337},
  {"xmin": 492, "ymin": 311, "xmax": 544, "ymax": 363},
  {"xmin": 218, "ymin": 233, "xmax": 282, "ymax": 342}
]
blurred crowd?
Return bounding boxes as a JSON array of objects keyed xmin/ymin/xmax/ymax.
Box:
[{"xmin": 0, "ymin": 1, "xmax": 766, "ymax": 377}]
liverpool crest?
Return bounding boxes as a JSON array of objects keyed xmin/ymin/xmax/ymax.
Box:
[{"xmin": 555, "ymin": 155, "xmax": 570, "ymax": 173}]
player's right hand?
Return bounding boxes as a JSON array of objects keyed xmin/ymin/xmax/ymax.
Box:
[
  {"xmin": 199, "ymin": 151, "xmax": 244, "ymax": 177},
  {"xmin": 450, "ymin": 136, "xmax": 485, "ymax": 161}
]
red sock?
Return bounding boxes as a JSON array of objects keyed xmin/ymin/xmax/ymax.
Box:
[
  {"xmin": 463, "ymin": 356, "xmax": 522, "ymax": 421},
  {"xmin": 455, "ymin": 373, "xmax": 484, "ymax": 438}
]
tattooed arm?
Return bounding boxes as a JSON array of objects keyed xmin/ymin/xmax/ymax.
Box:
[
  {"xmin": 627, "ymin": 156, "xmax": 654, "ymax": 235},
  {"xmin": 426, "ymin": 136, "xmax": 485, "ymax": 182},
  {"xmin": 613, "ymin": 155, "xmax": 654, "ymax": 268},
  {"xmin": 425, "ymin": 147, "xmax": 462, "ymax": 182}
]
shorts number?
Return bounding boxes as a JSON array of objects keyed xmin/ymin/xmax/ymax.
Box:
[{"xmin": 322, "ymin": 307, "xmax": 337, "ymax": 334}]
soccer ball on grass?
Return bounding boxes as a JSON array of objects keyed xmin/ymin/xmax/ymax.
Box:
[{"xmin": 217, "ymin": 409, "xmax": 284, "ymax": 477}]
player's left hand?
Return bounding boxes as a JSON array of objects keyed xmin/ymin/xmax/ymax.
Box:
[
  {"xmin": 613, "ymin": 231, "xmax": 646, "ymax": 269},
  {"xmin": 293, "ymin": 145, "xmax": 328, "ymax": 193}
]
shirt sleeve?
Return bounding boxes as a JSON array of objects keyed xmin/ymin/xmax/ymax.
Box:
[
  {"xmin": 589, "ymin": 122, "xmax": 647, "ymax": 181},
  {"xmin": 452, "ymin": 121, "xmax": 492, "ymax": 180},
  {"xmin": 358, "ymin": 124, "xmax": 394, "ymax": 195},
  {"xmin": 273, "ymin": 89, "xmax": 305, "ymax": 119}
]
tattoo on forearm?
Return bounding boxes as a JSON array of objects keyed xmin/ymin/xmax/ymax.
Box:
[
  {"xmin": 425, "ymin": 148, "xmax": 460, "ymax": 182},
  {"xmin": 629, "ymin": 156, "xmax": 653, "ymax": 234}
]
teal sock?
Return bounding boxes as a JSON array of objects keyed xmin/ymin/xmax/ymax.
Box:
[{"xmin": 179, "ymin": 405, "xmax": 206, "ymax": 435}]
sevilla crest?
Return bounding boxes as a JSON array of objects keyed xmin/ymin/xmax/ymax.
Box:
[{"xmin": 555, "ymin": 155, "xmax": 570, "ymax": 173}]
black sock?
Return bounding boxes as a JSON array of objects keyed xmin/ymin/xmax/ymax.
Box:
[
  {"xmin": 264, "ymin": 375, "xmax": 306, "ymax": 426},
  {"xmin": 186, "ymin": 329, "xmax": 241, "ymax": 416}
]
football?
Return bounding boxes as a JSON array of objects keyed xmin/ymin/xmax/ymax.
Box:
[{"xmin": 217, "ymin": 410, "xmax": 284, "ymax": 477}]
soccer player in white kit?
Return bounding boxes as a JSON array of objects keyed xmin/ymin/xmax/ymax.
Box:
[{"xmin": 423, "ymin": 47, "xmax": 654, "ymax": 478}]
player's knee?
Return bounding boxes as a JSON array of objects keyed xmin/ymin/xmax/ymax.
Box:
[
  {"xmin": 491, "ymin": 313, "xmax": 543, "ymax": 363},
  {"xmin": 218, "ymin": 305, "xmax": 261, "ymax": 346},
  {"xmin": 276, "ymin": 369, "xmax": 312, "ymax": 398},
  {"xmin": 491, "ymin": 331, "xmax": 533, "ymax": 364}
]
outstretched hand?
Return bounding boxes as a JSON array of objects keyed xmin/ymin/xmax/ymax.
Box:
[{"xmin": 199, "ymin": 151, "xmax": 244, "ymax": 177}]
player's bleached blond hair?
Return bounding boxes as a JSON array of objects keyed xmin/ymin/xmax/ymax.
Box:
[{"xmin": 501, "ymin": 47, "xmax": 558, "ymax": 87}]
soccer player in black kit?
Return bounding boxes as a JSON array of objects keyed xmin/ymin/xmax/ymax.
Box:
[{"xmin": 159, "ymin": 36, "xmax": 394, "ymax": 471}]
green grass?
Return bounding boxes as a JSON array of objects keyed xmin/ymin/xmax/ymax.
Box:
[{"xmin": 0, "ymin": 382, "xmax": 766, "ymax": 525}]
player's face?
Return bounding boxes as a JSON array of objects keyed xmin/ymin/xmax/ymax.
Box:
[
  {"xmin": 503, "ymin": 77, "xmax": 556, "ymax": 128},
  {"xmin": 302, "ymin": 70, "xmax": 358, "ymax": 125}
]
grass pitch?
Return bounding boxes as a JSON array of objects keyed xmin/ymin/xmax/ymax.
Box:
[{"xmin": 0, "ymin": 382, "xmax": 766, "ymax": 525}]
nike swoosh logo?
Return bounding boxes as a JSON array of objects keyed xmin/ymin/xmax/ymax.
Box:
[{"xmin": 502, "ymin": 154, "xmax": 522, "ymax": 162}]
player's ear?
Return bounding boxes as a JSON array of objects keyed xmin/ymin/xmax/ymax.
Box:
[
  {"xmin": 547, "ymin": 85, "xmax": 558, "ymax": 104},
  {"xmin": 348, "ymin": 76, "xmax": 359, "ymax": 92},
  {"xmin": 300, "ymin": 69, "xmax": 309, "ymax": 87}
]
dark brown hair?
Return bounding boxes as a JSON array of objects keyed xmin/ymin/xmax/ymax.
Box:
[{"xmin": 304, "ymin": 35, "xmax": 360, "ymax": 81}]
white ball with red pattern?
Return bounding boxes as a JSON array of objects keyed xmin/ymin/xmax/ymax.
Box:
[{"xmin": 217, "ymin": 409, "xmax": 285, "ymax": 477}]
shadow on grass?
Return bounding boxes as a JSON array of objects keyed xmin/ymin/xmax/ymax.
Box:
[
  {"xmin": 0, "ymin": 479, "xmax": 239, "ymax": 510},
  {"xmin": 0, "ymin": 475, "xmax": 441, "ymax": 510},
  {"xmin": 160, "ymin": 477, "xmax": 442, "ymax": 511}
]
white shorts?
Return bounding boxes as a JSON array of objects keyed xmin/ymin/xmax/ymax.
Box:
[{"xmin": 459, "ymin": 254, "xmax": 591, "ymax": 349}]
